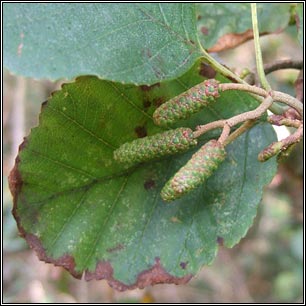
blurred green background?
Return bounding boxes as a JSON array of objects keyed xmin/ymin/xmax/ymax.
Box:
[{"xmin": 3, "ymin": 28, "xmax": 303, "ymax": 303}]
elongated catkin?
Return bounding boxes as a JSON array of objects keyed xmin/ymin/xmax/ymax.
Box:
[
  {"xmin": 114, "ymin": 128, "xmax": 197, "ymax": 166},
  {"xmin": 153, "ymin": 79, "xmax": 220, "ymax": 127},
  {"xmin": 161, "ymin": 140, "xmax": 226, "ymax": 202}
]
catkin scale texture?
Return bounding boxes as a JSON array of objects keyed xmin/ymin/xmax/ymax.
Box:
[
  {"xmin": 153, "ymin": 79, "xmax": 220, "ymax": 127},
  {"xmin": 161, "ymin": 140, "xmax": 226, "ymax": 202},
  {"xmin": 113, "ymin": 128, "xmax": 197, "ymax": 166}
]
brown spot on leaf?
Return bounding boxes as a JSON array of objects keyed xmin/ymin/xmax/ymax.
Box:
[
  {"xmin": 180, "ymin": 262, "xmax": 188, "ymax": 269},
  {"xmin": 199, "ymin": 63, "xmax": 217, "ymax": 78},
  {"xmin": 197, "ymin": 15, "xmax": 202, "ymax": 20},
  {"xmin": 143, "ymin": 100, "xmax": 151, "ymax": 109},
  {"xmin": 208, "ymin": 29, "xmax": 269, "ymax": 53},
  {"xmin": 41, "ymin": 100, "xmax": 48, "ymax": 111},
  {"xmin": 189, "ymin": 40, "xmax": 195, "ymax": 45},
  {"xmin": 144, "ymin": 179, "xmax": 155, "ymax": 190},
  {"xmin": 139, "ymin": 83, "xmax": 160, "ymax": 92},
  {"xmin": 201, "ymin": 26, "xmax": 209, "ymax": 35},
  {"xmin": 107, "ymin": 244, "xmax": 124, "ymax": 253},
  {"xmin": 217, "ymin": 236, "xmax": 224, "ymax": 246},
  {"xmin": 153, "ymin": 97, "xmax": 165, "ymax": 108},
  {"xmin": 27, "ymin": 234, "xmax": 82, "ymax": 279},
  {"xmin": 85, "ymin": 257, "xmax": 192, "ymax": 291},
  {"xmin": 135, "ymin": 126, "xmax": 147, "ymax": 138}
]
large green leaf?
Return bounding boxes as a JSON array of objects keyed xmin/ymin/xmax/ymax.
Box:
[
  {"xmin": 10, "ymin": 62, "xmax": 277, "ymax": 290},
  {"xmin": 3, "ymin": 3, "xmax": 201, "ymax": 84},
  {"xmin": 197, "ymin": 3, "xmax": 292, "ymax": 50}
]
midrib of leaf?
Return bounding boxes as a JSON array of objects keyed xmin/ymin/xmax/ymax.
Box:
[{"xmin": 135, "ymin": 4, "xmax": 195, "ymax": 46}]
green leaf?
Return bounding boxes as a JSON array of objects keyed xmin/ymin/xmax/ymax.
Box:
[
  {"xmin": 196, "ymin": 3, "xmax": 292, "ymax": 50},
  {"xmin": 3, "ymin": 3, "xmax": 201, "ymax": 84},
  {"xmin": 295, "ymin": 4, "xmax": 303, "ymax": 46},
  {"xmin": 10, "ymin": 62, "xmax": 277, "ymax": 290}
]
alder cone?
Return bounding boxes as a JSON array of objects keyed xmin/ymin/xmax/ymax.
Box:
[
  {"xmin": 161, "ymin": 140, "xmax": 226, "ymax": 202},
  {"xmin": 153, "ymin": 79, "xmax": 220, "ymax": 127},
  {"xmin": 113, "ymin": 128, "xmax": 197, "ymax": 166}
]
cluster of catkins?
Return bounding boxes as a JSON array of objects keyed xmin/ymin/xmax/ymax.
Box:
[{"xmin": 113, "ymin": 79, "xmax": 226, "ymax": 202}]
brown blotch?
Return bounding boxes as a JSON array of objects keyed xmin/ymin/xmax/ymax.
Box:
[
  {"xmin": 199, "ymin": 63, "xmax": 217, "ymax": 78},
  {"xmin": 197, "ymin": 15, "xmax": 202, "ymax": 20},
  {"xmin": 189, "ymin": 40, "xmax": 195, "ymax": 45},
  {"xmin": 207, "ymin": 29, "xmax": 270, "ymax": 53},
  {"xmin": 143, "ymin": 100, "xmax": 151, "ymax": 109},
  {"xmin": 86, "ymin": 257, "xmax": 192, "ymax": 291},
  {"xmin": 139, "ymin": 83, "xmax": 160, "ymax": 92},
  {"xmin": 9, "ymin": 137, "xmax": 29, "ymax": 201},
  {"xmin": 134, "ymin": 126, "xmax": 147, "ymax": 138},
  {"xmin": 180, "ymin": 262, "xmax": 188, "ymax": 269},
  {"xmin": 41, "ymin": 100, "xmax": 48, "ymax": 111},
  {"xmin": 107, "ymin": 244, "xmax": 124, "ymax": 253},
  {"xmin": 217, "ymin": 236, "xmax": 224, "ymax": 246},
  {"xmin": 27, "ymin": 234, "xmax": 82, "ymax": 279},
  {"xmin": 201, "ymin": 26, "xmax": 209, "ymax": 35},
  {"xmin": 144, "ymin": 179, "xmax": 155, "ymax": 190},
  {"xmin": 153, "ymin": 97, "xmax": 165, "ymax": 108},
  {"xmin": 145, "ymin": 48, "xmax": 152, "ymax": 59}
]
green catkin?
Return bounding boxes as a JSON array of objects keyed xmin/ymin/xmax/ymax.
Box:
[
  {"xmin": 153, "ymin": 79, "xmax": 220, "ymax": 127},
  {"xmin": 113, "ymin": 128, "xmax": 197, "ymax": 166},
  {"xmin": 161, "ymin": 140, "xmax": 226, "ymax": 202}
]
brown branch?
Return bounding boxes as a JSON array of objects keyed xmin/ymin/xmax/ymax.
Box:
[
  {"xmin": 194, "ymin": 95, "xmax": 273, "ymax": 144},
  {"xmin": 244, "ymin": 59, "xmax": 303, "ymax": 85},
  {"xmin": 223, "ymin": 120, "xmax": 257, "ymax": 146},
  {"xmin": 267, "ymin": 115, "xmax": 302, "ymax": 128},
  {"xmin": 264, "ymin": 59, "xmax": 303, "ymax": 75}
]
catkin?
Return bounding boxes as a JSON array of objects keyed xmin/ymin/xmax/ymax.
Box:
[
  {"xmin": 114, "ymin": 128, "xmax": 197, "ymax": 166},
  {"xmin": 153, "ymin": 79, "xmax": 220, "ymax": 127},
  {"xmin": 161, "ymin": 140, "xmax": 226, "ymax": 202}
]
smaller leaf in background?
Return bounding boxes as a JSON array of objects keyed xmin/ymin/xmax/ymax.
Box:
[{"xmin": 196, "ymin": 3, "xmax": 292, "ymax": 52}]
